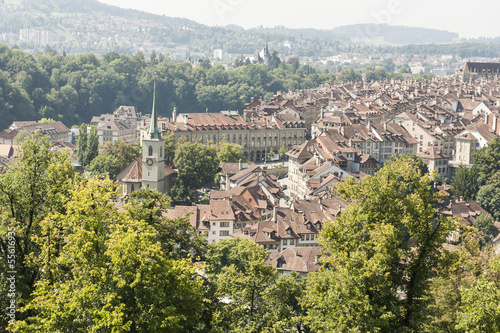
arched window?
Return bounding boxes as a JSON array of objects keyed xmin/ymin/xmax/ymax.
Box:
[
  {"xmin": 148, "ymin": 146, "xmax": 153, "ymax": 156},
  {"xmin": 160, "ymin": 148, "xmax": 162, "ymax": 157}
]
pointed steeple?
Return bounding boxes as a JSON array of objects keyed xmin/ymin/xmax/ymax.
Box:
[{"xmin": 148, "ymin": 74, "xmax": 161, "ymax": 139}]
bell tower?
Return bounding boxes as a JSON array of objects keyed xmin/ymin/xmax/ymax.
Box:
[{"xmin": 142, "ymin": 75, "xmax": 165, "ymax": 192}]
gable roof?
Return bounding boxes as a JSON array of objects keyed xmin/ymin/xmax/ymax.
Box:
[{"xmin": 267, "ymin": 246, "xmax": 321, "ymax": 273}]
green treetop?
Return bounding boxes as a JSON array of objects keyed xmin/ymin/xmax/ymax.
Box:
[{"xmin": 301, "ymin": 156, "xmax": 456, "ymax": 332}]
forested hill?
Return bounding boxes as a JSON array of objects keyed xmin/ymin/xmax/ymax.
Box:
[
  {"xmin": 0, "ymin": 44, "xmax": 337, "ymax": 130},
  {"xmin": 1, "ymin": 0, "xmax": 464, "ymax": 56}
]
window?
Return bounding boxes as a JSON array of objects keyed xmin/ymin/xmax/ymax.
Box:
[
  {"xmin": 220, "ymin": 230, "xmax": 229, "ymax": 236},
  {"xmin": 160, "ymin": 149, "xmax": 162, "ymax": 157},
  {"xmin": 148, "ymin": 145, "xmax": 153, "ymax": 156},
  {"xmin": 131, "ymin": 184, "xmax": 134, "ymax": 192},
  {"xmin": 283, "ymin": 239, "xmax": 287, "ymax": 245},
  {"xmin": 220, "ymin": 222, "xmax": 229, "ymax": 227},
  {"xmin": 290, "ymin": 239, "xmax": 295, "ymax": 245}
]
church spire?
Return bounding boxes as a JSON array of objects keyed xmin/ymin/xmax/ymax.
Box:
[{"xmin": 148, "ymin": 73, "xmax": 161, "ymax": 139}]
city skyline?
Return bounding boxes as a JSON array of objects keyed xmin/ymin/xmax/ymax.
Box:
[{"xmin": 97, "ymin": 0, "xmax": 499, "ymax": 39}]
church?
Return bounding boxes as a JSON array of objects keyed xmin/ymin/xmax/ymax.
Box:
[
  {"xmin": 456, "ymin": 62, "xmax": 500, "ymax": 81},
  {"xmin": 116, "ymin": 80, "xmax": 176, "ymax": 196}
]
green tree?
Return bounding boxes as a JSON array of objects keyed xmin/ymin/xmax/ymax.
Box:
[
  {"xmin": 279, "ymin": 144, "xmax": 288, "ymax": 159},
  {"xmin": 13, "ymin": 177, "xmax": 205, "ymax": 332},
  {"xmin": 86, "ymin": 154, "xmax": 123, "ymax": 179},
  {"xmin": 76, "ymin": 123, "xmax": 87, "ymax": 165},
  {"xmin": 217, "ymin": 139, "xmax": 246, "ymax": 163},
  {"xmin": 267, "ymin": 148, "xmax": 276, "ymax": 161},
  {"xmin": 0, "ymin": 132, "xmax": 75, "ymax": 329},
  {"xmin": 100, "ymin": 139, "xmax": 141, "ymax": 168},
  {"xmin": 451, "ymin": 165, "xmax": 480, "ymax": 200},
  {"xmin": 173, "ymin": 141, "xmax": 218, "ymax": 201},
  {"xmin": 207, "ymin": 238, "xmax": 276, "ymax": 332},
  {"xmin": 261, "ymin": 272, "xmax": 308, "ymax": 333},
  {"xmin": 302, "ymin": 156, "xmax": 456, "ymax": 331},
  {"xmin": 473, "ymin": 213, "xmax": 498, "ymax": 244},
  {"xmin": 38, "ymin": 117, "xmax": 55, "ymax": 123},
  {"xmin": 390, "ymin": 152, "xmax": 429, "ymax": 176},
  {"xmin": 422, "ymin": 227, "xmax": 482, "ymax": 333},
  {"xmin": 124, "ymin": 187, "xmax": 207, "ymax": 260},
  {"xmin": 84, "ymin": 125, "xmax": 98, "ymax": 165},
  {"xmin": 476, "ymin": 183, "xmax": 500, "ymax": 220},
  {"xmin": 456, "ymin": 278, "xmax": 500, "ymax": 333},
  {"xmin": 206, "ymin": 237, "xmax": 268, "ymax": 277},
  {"xmin": 473, "ymin": 135, "xmax": 500, "ymax": 184},
  {"xmin": 338, "ymin": 69, "xmax": 362, "ymax": 82},
  {"xmin": 163, "ymin": 131, "xmax": 177, "ymax": 166},
  {"xmin": 13, "ymin": 130, "xmax": 29, "ymax": 145}
]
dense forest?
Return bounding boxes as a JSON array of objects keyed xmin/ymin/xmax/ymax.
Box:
[{"xmin": 0, "ymin": 44, "xmax": 338, "ymax": 130}]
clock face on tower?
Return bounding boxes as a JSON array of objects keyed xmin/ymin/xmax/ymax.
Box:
[{"xmin": 146, "ymin": 158, "xmax": 154, "ymax": 166}]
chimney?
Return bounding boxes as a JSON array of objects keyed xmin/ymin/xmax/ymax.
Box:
[
  {"xmin": 272, "ymin": 206, "xmax": 277, "ymax": 223},
  {"xmin": 384, "ymin": 122, "xmax": 387, "ymax": 131},
  {"xmin": 172, "ymin": 107, "xmax": 177, "ymax": 122},
  {"xmin": 239, "ymin": 158, "xmax": 242, "ymax": 171}
]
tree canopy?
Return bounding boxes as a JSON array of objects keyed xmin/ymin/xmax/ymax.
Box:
[
  {"xmin": 12, "ymin": 177, "xmax": 206, "ymax": 332},
  {"xmin": 0, "ymin": 45, "xmax": 337, "ymax": 130},
  {"xmin": 451, "ymin": 165, "xmax": 480, "ymax": 200},
  {"xmin": 473, "ymin": 135, "xmax": 500, "ymax": 185},
  {"xmin": 172, "ymin": 141, "xmax": 218, "ymax": 201},
  {"xmin": 301, "ymin": 156, "xmax": 456, "ymax": 331}
]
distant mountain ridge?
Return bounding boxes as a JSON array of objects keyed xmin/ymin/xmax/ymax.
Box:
[
  {"xmin": 250, "ymin": 24, "xmax": 459, "ymax": 45},
  {"xmin": 0, "ymin": 0, "xmax": 470, "ymax": 56}
]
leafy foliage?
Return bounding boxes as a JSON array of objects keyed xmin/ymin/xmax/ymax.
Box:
[
  {"xmin": 0, "ymin": 45, "xmax": 338, "ymax": 131},
  {"xmin": 302, "ymin": 156, "xmax": 456, "ymax": 331},
  {"xmin": 207, "ymin": 238, "xmax": 276, "ymax": 332},
  {"xmin": 76, "ymin": 123, "xmax": 87, "ymax": 165},
  {"xmin": 473, "ymin": 135, "xmax": 500, "ymax": 185},
  {"xmin": 456, "ymin": 278, "xmax": 500, "ymax": 332},
  {"xmin": 217, "ymin": 139, "xmax": 246, "ymax": 164},
  {"xmin": 87, "ymin": 139, "xmax": 141, "ymax": 178},
  {"xmin": 450, "ymin": 165, "xmax": 480, "ymax": 200},
  {"xmin": 0, "ymin": 132, "xmax": 76, "ymax": 328},
  {"xmin": 12, "ymin": 177, "xmax": 206, "ymax": 332},
  {"xmin": 476, "ymin": 183, "xmax": 500, "ymax": 221},
  {"xmin": 473, "ymin": 213, "xmax": 498, "ymax": 244},
  {"xmin": 84, "ymin": 125, "xmax": 98, "ymax": 165},
  {"xmin": 173, "ymin": 141, "xmax": 218, "ymax": 201},
  {"xmin": 125, "ymin": 187, "xmax": 207, "ymax": 260}
]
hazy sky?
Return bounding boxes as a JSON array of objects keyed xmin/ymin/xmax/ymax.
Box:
[{"xmin": 97, "ymin": 0, "xmax": 499, "ymax": 39}]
